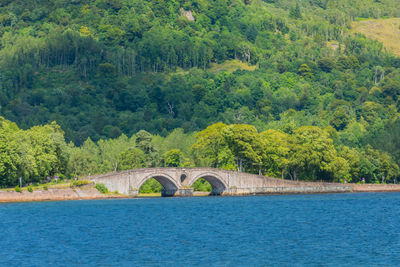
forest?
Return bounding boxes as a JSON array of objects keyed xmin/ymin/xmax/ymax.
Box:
[
  {"xmin": 0, "ymin": 0, "xmax": 400, "ymax": 187},
  {"xmin": 1, "ymin": 117, "xmax": 399, "ymax": 188}
]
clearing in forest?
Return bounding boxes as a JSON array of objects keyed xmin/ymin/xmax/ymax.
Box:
[
  {"xmin": 174, "ymin": 59, "xmax": 256, "ymax": 75},
  {"xmin": 207, "ymin": 59, "xmax": 257, "ymax": 74},
  {"xmin": 351, "ymin": 18, "xmax": 400, "ymax": 56}
]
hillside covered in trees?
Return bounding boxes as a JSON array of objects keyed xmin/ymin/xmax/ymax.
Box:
[
  {"xmin": 1, "ymin": 0, "xmax": 400, "ymax": 186},
  {"xmin": 1, "ymin": 118, "xmax": 399, "ymax": 188}
]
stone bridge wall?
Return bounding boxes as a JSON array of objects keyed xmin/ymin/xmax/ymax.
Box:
[{"xmin": 89, "ymin": 168, "xmax": 353, "ymax": 197}]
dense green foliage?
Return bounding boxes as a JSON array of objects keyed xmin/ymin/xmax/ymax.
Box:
[
  {"xmin": 0, "ymin": 0, "xmax": 399, "ymax": 144},
  {"xmin": 0, "ymin": 117, "xmax": 68, "ymax": 188},
  {"xmin": 95, "ymin": 183, "xmax": 108, "ymax": 194},
  {"xmin": 1, "ymin": 118, "xmax": 399, "ymax": 188},
  {"xmin": 139, "ymin": 177, "xmax": 213, "ymax": 193},
  {"xmin": 0, "ymin": 0, "xmax": 400, "ymax": 188},
  {"xmin": 139, "ymin": 178, "xmax": 162, "ymax": 194},
  {"xmin": 193, "ymin": 122, "xmax": 400, "ymax": 183},
  {"xmin": 192, "ymin": 178, "xmax": 212, "ymax": 192}
]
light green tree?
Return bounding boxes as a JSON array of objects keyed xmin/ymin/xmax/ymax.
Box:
[
  {"xmin": 287, "ymin": 126, "xmax": 342, "ymax": 181},
  {"xmin": 260, "ymin": 129, "xmax": 290, "ymax": 178},
  {"xmin": 68, "ymin": 138, "xmax": 101, "ymax": 176},
  {"xmin": 164, "ymin": 149, "xmax": 184, "ymax": 167},
  {"xmin": 192, "ymin": 122, "xmax": 235, "ymax": 169},
  {"xmin": 222, "ymin": 124, "xmax": 263, "ymax": 173},
  {"xmin": 135, "ymin": 130, "xmax": 158, "ymax": 167},
  {"xmin": 98, "ymin": 134, "xmax": 129, "ymax": 172},
  {"xmin": 0, "ymin": 118, "xmax": 23, "ymax": 187},
  {"xmin": 119, "ymin": 147, "xmax": 147, "ymax": 170}
]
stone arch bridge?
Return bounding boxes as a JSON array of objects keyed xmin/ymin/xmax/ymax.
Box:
[{"xmin": 89, "ymin": 168, "xmax": 352, "ymax": 197}]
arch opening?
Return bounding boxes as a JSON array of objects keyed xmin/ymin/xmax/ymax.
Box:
[
  {"xmin": 192, "ymin": 178, "xmax": 212, "ymax": 196},
  {"xmin": 139, "ymin": 178, "xmax": 162, "ymax": 196},
  {"xmin": 191, "ymin": 175, "xmax": 227, "ymax": 196},
  {"xmin": 138, "ymin": 175, "xmax": 179, "ymax": 197}
]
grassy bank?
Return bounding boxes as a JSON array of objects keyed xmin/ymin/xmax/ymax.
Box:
[
  {"xmin": 138, "ymin": 192, "xmax": 162, "ymax": 197},
  {"xmin": 351, "ymin": 18, "xmax": 400, "ymax": 55},
  {"xmin": 0, "ymin": 181, "xmax": 73, "ymax": 192}
]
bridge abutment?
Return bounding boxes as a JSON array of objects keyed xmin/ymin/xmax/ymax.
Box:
[
  {"xmin": 161, "ymin": 188, "xmax": 194, "ymax": 197},
  {"xmin": 177, "ymin": 188, "xmax": 194, "ymax": 197},
  {"xmin": 210, "ymin": 188, "xmax": 225, "ymax": 195},
  {"xmin": 128, "ymin": 189, "xmax": 139, "ymax": 197}
]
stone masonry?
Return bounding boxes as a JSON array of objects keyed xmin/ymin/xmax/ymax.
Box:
[{"xmin": 89, "ymin": 168, "xmax": 353, "ymax": 197}]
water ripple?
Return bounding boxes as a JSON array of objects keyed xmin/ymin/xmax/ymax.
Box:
[{"xmin": 1, "ymin": 193, "xmax": 400, "ymax": 266}]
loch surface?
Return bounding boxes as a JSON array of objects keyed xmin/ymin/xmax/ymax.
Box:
[{"xmin": 1, "ymin": 193, "xmax": 400, "ymax": 266}]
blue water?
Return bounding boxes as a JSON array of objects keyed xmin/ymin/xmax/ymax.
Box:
[{"xmin": 1, "ymin": 193, "xmax": 400, "ymax": 266}]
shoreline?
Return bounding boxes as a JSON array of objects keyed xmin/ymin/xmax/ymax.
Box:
[
  {"xmin": 352, "ymin": 184, "xmax": 400, "ymax": 193},
  {"xmin": 1, "ymin": 184, "xmax": 400, "ymax": 203},
  {"xmin": 0, "ymin": 188, "xmax": 127, "ymax": 203}
]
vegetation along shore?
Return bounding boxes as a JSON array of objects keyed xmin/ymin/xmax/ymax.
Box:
[{"xmin": 1, "ymin": 0, "xmax": 400, "ymax": 192}]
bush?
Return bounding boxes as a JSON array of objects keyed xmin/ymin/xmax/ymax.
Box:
[
  {"xmin": 43, "ymin": 185, "xmax": 48, "ymax": 191},
  {"xmin": 95, "ymin": 183, "xmax": 108, "ymax": 194},
  {"xmin": 27, "ymin": 186, "xmax": 33, "ymax": 193},
  {"xmin": 14, "ymin": 186, "xmax": 22, "ymax": 193},
  {"xmin": 71, "ymin": 180, "xmax": 92, "ymax": 187}
]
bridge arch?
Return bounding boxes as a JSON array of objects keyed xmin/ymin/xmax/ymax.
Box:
[
  {"xmin": 137, "ymin": 173, "xmax": 180, "ymax": 197},
  {"xmin": 188, "ymin": 172, "xmax": 228, "ymax": 195}
]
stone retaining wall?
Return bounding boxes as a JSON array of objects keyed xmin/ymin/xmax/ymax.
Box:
[
  {"xmin": 352, "ymin": 184, "xmax": 400, "ymax": 192},
  {"xmin": 226, "ymin": 185, "xmax": 353, "ymax": 195},
  {"xmin": 0, "ymin": 188, "xmax": 122, "ymax": 203}
]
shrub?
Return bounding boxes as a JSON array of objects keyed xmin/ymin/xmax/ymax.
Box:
[
  {"xmin": 27, "ymin": 186, "xmax": 33, "ymax": 193},
  {"xmin": 15, "ymin": 186, "xmax": 22, "ymax": 193},
  {"xmin": 95, "ymin": 183, "xmax": 108, "ymax": 194},
  {"xmin": 71, "ymin": 180, "xmax": 92, "ymax": 187}
]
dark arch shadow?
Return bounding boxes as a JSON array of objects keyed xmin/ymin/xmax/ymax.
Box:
[
  {"xmin": 138, "ymin": 174, "xmax": 179, "ymax": 197},
  {"xmin": 190, "ymin": 174, "xmax": 227, "ymax": 196}
]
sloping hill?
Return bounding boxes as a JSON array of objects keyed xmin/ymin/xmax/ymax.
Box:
[
  {"xmin": 351, "ymin": 18, "xmax": 400, "ymax": 55},
  {"xmin": 0, "ymin": 0, "xmax": 400, "ymax": 150}
]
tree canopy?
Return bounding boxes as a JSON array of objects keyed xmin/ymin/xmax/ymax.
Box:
[{"xmin": 0, "ymin": 0, "xmax": 400, "ymax": 187}]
